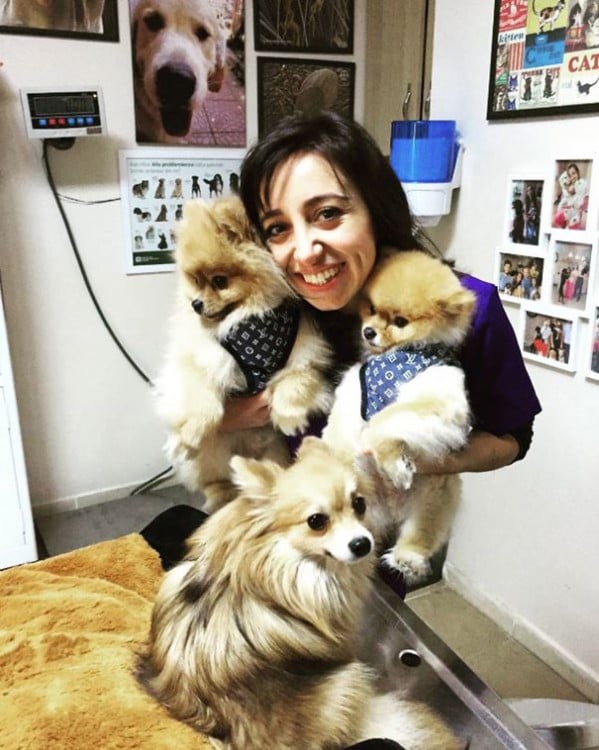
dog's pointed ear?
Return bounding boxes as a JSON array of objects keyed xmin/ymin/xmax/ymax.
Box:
[
  {"xmin": 437, "ymin": 288, "xmax": 476, "ymax": 325},
  {"xmin": 230, "ymin": 456, "xmax": 283, "ymax": 500}
]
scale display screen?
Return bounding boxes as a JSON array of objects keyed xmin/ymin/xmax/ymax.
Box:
[{"xmin": 20, "ymin": 87, "xmax": 106, "ymax": 139}]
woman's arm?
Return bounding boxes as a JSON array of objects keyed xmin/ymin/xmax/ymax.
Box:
[
  {"xmin": 219, "ymin": 391, "xmax": 272, "ymax": 432},
  {"xmin": 415, "ymin": 429, "xmax": 519, "ymax": 475}
]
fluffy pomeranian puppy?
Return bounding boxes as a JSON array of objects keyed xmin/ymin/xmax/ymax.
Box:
[
  {"xmin": 154, "ymin": 196, "xmax": 334, "ymax": 511},
  {"xmin": 323, "ymin": 249, "xmax": 476, "ymax": 584},
  {"xmin": 138, "ymin": 437, "xmax": 461, "ymax": 750}
]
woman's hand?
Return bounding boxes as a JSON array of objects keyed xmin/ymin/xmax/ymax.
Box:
[
  {"xmin": 414, "ymin": 430, "xmax": 519, "ymax": 475},
  {"xmin": 219, "ymin": 390, "xmax": 272, "ymax": 432}
]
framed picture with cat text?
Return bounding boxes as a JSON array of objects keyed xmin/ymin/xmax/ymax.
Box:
[{"xmin": 487, "ymin": 0, "xmax": 599, "ymax": 120}]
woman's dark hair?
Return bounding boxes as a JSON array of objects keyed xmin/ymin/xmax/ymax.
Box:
[{"xmin": 239, "ymin": 111, "xmax": 424, "ymax": 254}]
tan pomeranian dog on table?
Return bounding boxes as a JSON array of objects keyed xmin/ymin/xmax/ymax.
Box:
[
  {"xmin": 154, "ymin": 196, "xmax": 334, "ymax": 511},
  {"xmin": 138, "ymin": 437, "xmax": 462, "ymax": 750},
  {"xmin": 323, "ymin": 249, "xmax": 476, "ymax": 585}
]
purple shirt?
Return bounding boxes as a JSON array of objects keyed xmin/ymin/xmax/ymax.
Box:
[{"xmin": 458, "ymin": 274, "xmax": 541, "ymax": 435}]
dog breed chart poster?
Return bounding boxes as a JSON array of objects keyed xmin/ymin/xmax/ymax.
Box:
[
  {"xmin": 119, "ymin": 149, "xmax": 243, "ymax": 273},
  {"xmin": 129, "ymin": 0, "xmax": 246, "ymax": 146},
  {"xmin": 488, "ymin": 0, "xmax": 599, "ymax": 118}
]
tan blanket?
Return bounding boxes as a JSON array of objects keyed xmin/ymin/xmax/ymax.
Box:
[{"xmin": 0, "ymin": 533, "xmax": 211, "ymax": 750}]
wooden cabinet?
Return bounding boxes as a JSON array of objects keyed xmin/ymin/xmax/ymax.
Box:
[
  {"xmin": 364, "ymin": 0, "xmax": 435, "ymax": 154},
  {"xmin": 0, "ymin": 281, "xmax": 37, "ymax": 569}
]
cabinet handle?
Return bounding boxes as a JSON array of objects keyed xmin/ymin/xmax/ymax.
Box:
[
  {"xmin": 423, "ymin": 86, "xmax": 431, "ymax": 120},
  {"xmin": 402, "ymin": 84, "xmax": 412, "ymax": 120}
]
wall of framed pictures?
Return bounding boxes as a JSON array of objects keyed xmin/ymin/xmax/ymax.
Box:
[{"xmin": 495, "ymin": 156, "xmax": 599, "ymax": 380}]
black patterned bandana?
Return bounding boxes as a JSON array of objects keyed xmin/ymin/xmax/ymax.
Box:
[
  {"xmin": 359, "ymin": 343, "xmax": 459, "ymax": 420},
  {"xmin": 221, "ymin": 304, "xmax": 300, "ymax": 395}
]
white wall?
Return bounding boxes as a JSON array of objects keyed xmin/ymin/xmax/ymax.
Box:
[
  {"xmin": 0, "ymin": 0, "xmax": 365, "ymax": 513},
  {"xmin": 430, "ymin": 0, "xmax": 599, "ymax": 701}
]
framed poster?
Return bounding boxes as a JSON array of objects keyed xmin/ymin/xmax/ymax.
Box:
[
  {"xmin": 119, "ymin": 148, "xmax": 244, "ymax": 274},
  {"xmin": 129, "ymin": 0, "xmax": 246, "ymax": 146},
  {"xmin": 496, "ymin": 248, "xmax": 545, "ymax": 302},
  {"xmin": 504, "ymin": 174, "xmax": 545, "ymax": 247},
  {"xmin": 519, "ymin": 306, "xmax": 579, "ymax": 371},
  {"xmin": 253, "ymin": 0, "xmax": 354, "ymax": 53},
  {"xmin": 257, "ymin": 57, "xmax": 355, "ymax": 137},
  {"xmin": 487, "ymin": 0, "xmax": 599, "ymax": 119},
  {"xmin": 0, "ymin": 0, "xmax": 118, "ymax": 41}
]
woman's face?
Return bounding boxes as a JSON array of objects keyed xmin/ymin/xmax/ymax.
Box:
[{"xmin": 258, "ymin": 153, "xmax": 377, "ymax": 311}]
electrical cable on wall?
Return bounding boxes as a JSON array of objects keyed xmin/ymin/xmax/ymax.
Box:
[{"xmin": 41, "ymin": 139, "xmax": 174, "ymax": 495}]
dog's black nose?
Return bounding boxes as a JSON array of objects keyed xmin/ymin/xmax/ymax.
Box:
[
  {"xmin": 191, "ymin": 298, "xmax": 203, "ymax": 315},
  {"xmin": 349, "ymin": 536, "xmax": 371, "ymax": 558},
  {"xmin": 363, "ymin": 327, "xmax": 376, "ymax": 341},
  {"xmin": 156, "ymin": 64, "xmax": 196, "ymax": 105}
]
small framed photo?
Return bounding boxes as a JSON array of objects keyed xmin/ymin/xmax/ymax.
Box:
[
  {"xmin": 253, "ymin": 0, "xmax": 354, "ymax": 53},
  {"xmin": 0, "ymin": 0, "xmax": 118, "ymax": 41},
  {"xmin": 504, "ymin": 175, "xmax": 544, "ymax": 248},
  {"xmin": 496, "ymin": 249, "xmax": 545, "ymax": 303},
  {"xmin": 548, "ymin": 237, "xmax": 596, "ymax": 315},
  {"xmin": 545, "ymin": 157, "xmax": 595, "ymax": 234},
  {"xmin": 257, "ymin": 57, "xmax": 355, "ymax": 137},
  {"xmin": 519, "ymin": 306, "xmax": 578, "ymax": 372},
  {"xmin": 586, "ymin": 307, "xmax": 599, "ymax": 382}
]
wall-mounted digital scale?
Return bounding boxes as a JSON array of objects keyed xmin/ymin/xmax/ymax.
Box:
[{"xmin": 20, "ymin": 86, "xmax": 106, "ymax": 139}]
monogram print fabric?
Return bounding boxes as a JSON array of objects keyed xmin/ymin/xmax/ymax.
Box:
[
  {"xmin": 360, "ymin": 344, "xmax": 459, "ymax": 420},
  {"xmin": 221, "ymin": 304, "xmax": 300, "ymax": 395}
]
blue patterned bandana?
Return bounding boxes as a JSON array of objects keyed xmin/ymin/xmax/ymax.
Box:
[
  {"xmin": 221, "ymin": 304, "xmax": 300, "ymax": 395},
  {"xmin": 359, "ymin": 343, "xmax": 459, "ymax": 420}
]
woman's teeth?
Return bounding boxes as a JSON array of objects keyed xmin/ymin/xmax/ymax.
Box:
[{"xmin": 301, "ymin": 267, "xmax": 340, "ymax": 286}]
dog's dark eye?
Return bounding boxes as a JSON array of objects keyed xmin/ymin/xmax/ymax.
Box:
[
  {"xmin": 144, "ymin": 11, "xmax": 165, "ymax": 32},
  {"xmin": 196, "ymin": 25, "xmax": 210, "ymax": 41},
  {"xmin": 352, "ymin": 496, "xmax": 366, "ymax": 515},
  {"xmin": 307, "ymin": 513, "xmax": 329, "ymax": 531},
  {"xmin": 393, "ymin": 316, "xmax": 409, "ymax": 328},
  {"xmin": 211, "ymin": 275, "xmax": 228, "ymax": 290}
]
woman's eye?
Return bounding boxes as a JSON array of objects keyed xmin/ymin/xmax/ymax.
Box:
[
  {"xmin": 307, "ymin": 513, "xmax": 329, "ymax": 531},
  {"xmin": 317, "ymin": 206, "xmax": 342, "ymax": 222},
  {"xmin": 211, "ymin": 275, "xmax": 228, "ymax": 290},
  {"xmin": 263, "ymin": 223, "xmax": 286, "ymax": 241},
  {"xmin": 352, "ymin": 495, "xmax": 366, "ymax": 515},
  {"xmin": 393, "ymin": 316, "xmax": 409, "ymax": 328}
]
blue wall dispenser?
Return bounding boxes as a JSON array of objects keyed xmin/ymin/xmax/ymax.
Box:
[{"xmin": 389, "ymin": 119, "xmax": 464, "ymax": 227}]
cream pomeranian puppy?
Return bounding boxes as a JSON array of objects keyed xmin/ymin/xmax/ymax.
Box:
[
  {"xmin": 154, "ymin": 196, "xmax": 334, "ymax": 511},
  {"xmin": 138, "ymin": 437, "xmax": 461, "ymax": 750},
  {"xmin": 323, "ymin": 249, "xmax": 476, "ymax": 584}
]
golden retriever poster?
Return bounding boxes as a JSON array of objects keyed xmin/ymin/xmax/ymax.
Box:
[
  {"xmin": 129, "ymin": 0, "xmax": 246, "ymax": 146},
  {"xmin": 0, "ymin": 0, "xmax": 118, "ymax": 40}
]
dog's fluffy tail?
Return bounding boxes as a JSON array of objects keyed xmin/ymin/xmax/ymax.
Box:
[{"xmin": 359, "ymin": 692, "xmax": 463, "ymax": 750}]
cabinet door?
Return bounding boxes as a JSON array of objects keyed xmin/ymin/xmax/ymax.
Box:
[
  {"xmin": 364, "ymin": 0, "xmax": 435, "ymax": 153},
  {"xmin": 0, "ymin": 389, "xmax": 26, "ymax": 552}
]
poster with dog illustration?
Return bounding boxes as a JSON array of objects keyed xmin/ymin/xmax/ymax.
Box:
[
  {"xmin": 488, "ymin": 0, "xmax": 599, "ymax": 119},
  {"xmin": 0, "ymin": 0, "xmax": 118, "ymax": 41},
  {"xmin": 129, "ymin": 0, "xmax": 246, "ymax": 146},
  {"xmin": 119, "ymin": 148, "xmax": 243, "ymax": 274}
]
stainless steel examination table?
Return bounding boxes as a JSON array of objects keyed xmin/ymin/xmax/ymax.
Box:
[{"xmin": 362, "ymin": 581, "xmax": 599, "ymax": 749}]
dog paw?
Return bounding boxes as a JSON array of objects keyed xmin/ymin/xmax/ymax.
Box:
[
  {"xmin": 380, "ymin": 548, "xmax": 432, "ymax": 586},
  {"xmin": 269, "ymin": 404, "xmax": 310, "ymax": 436},
  {"xmin": 177, "ymin": 417, "xmax": 212, "ymax": 449}
]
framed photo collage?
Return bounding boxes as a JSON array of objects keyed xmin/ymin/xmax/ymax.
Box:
[{"xmin": 496, "ymin": 156, "xmax": 599, "ymax": 381}]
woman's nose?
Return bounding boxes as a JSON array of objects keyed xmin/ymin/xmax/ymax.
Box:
[{"xmin": 294, "ymin": 231, "xmax": 323, "ymax": 264}]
